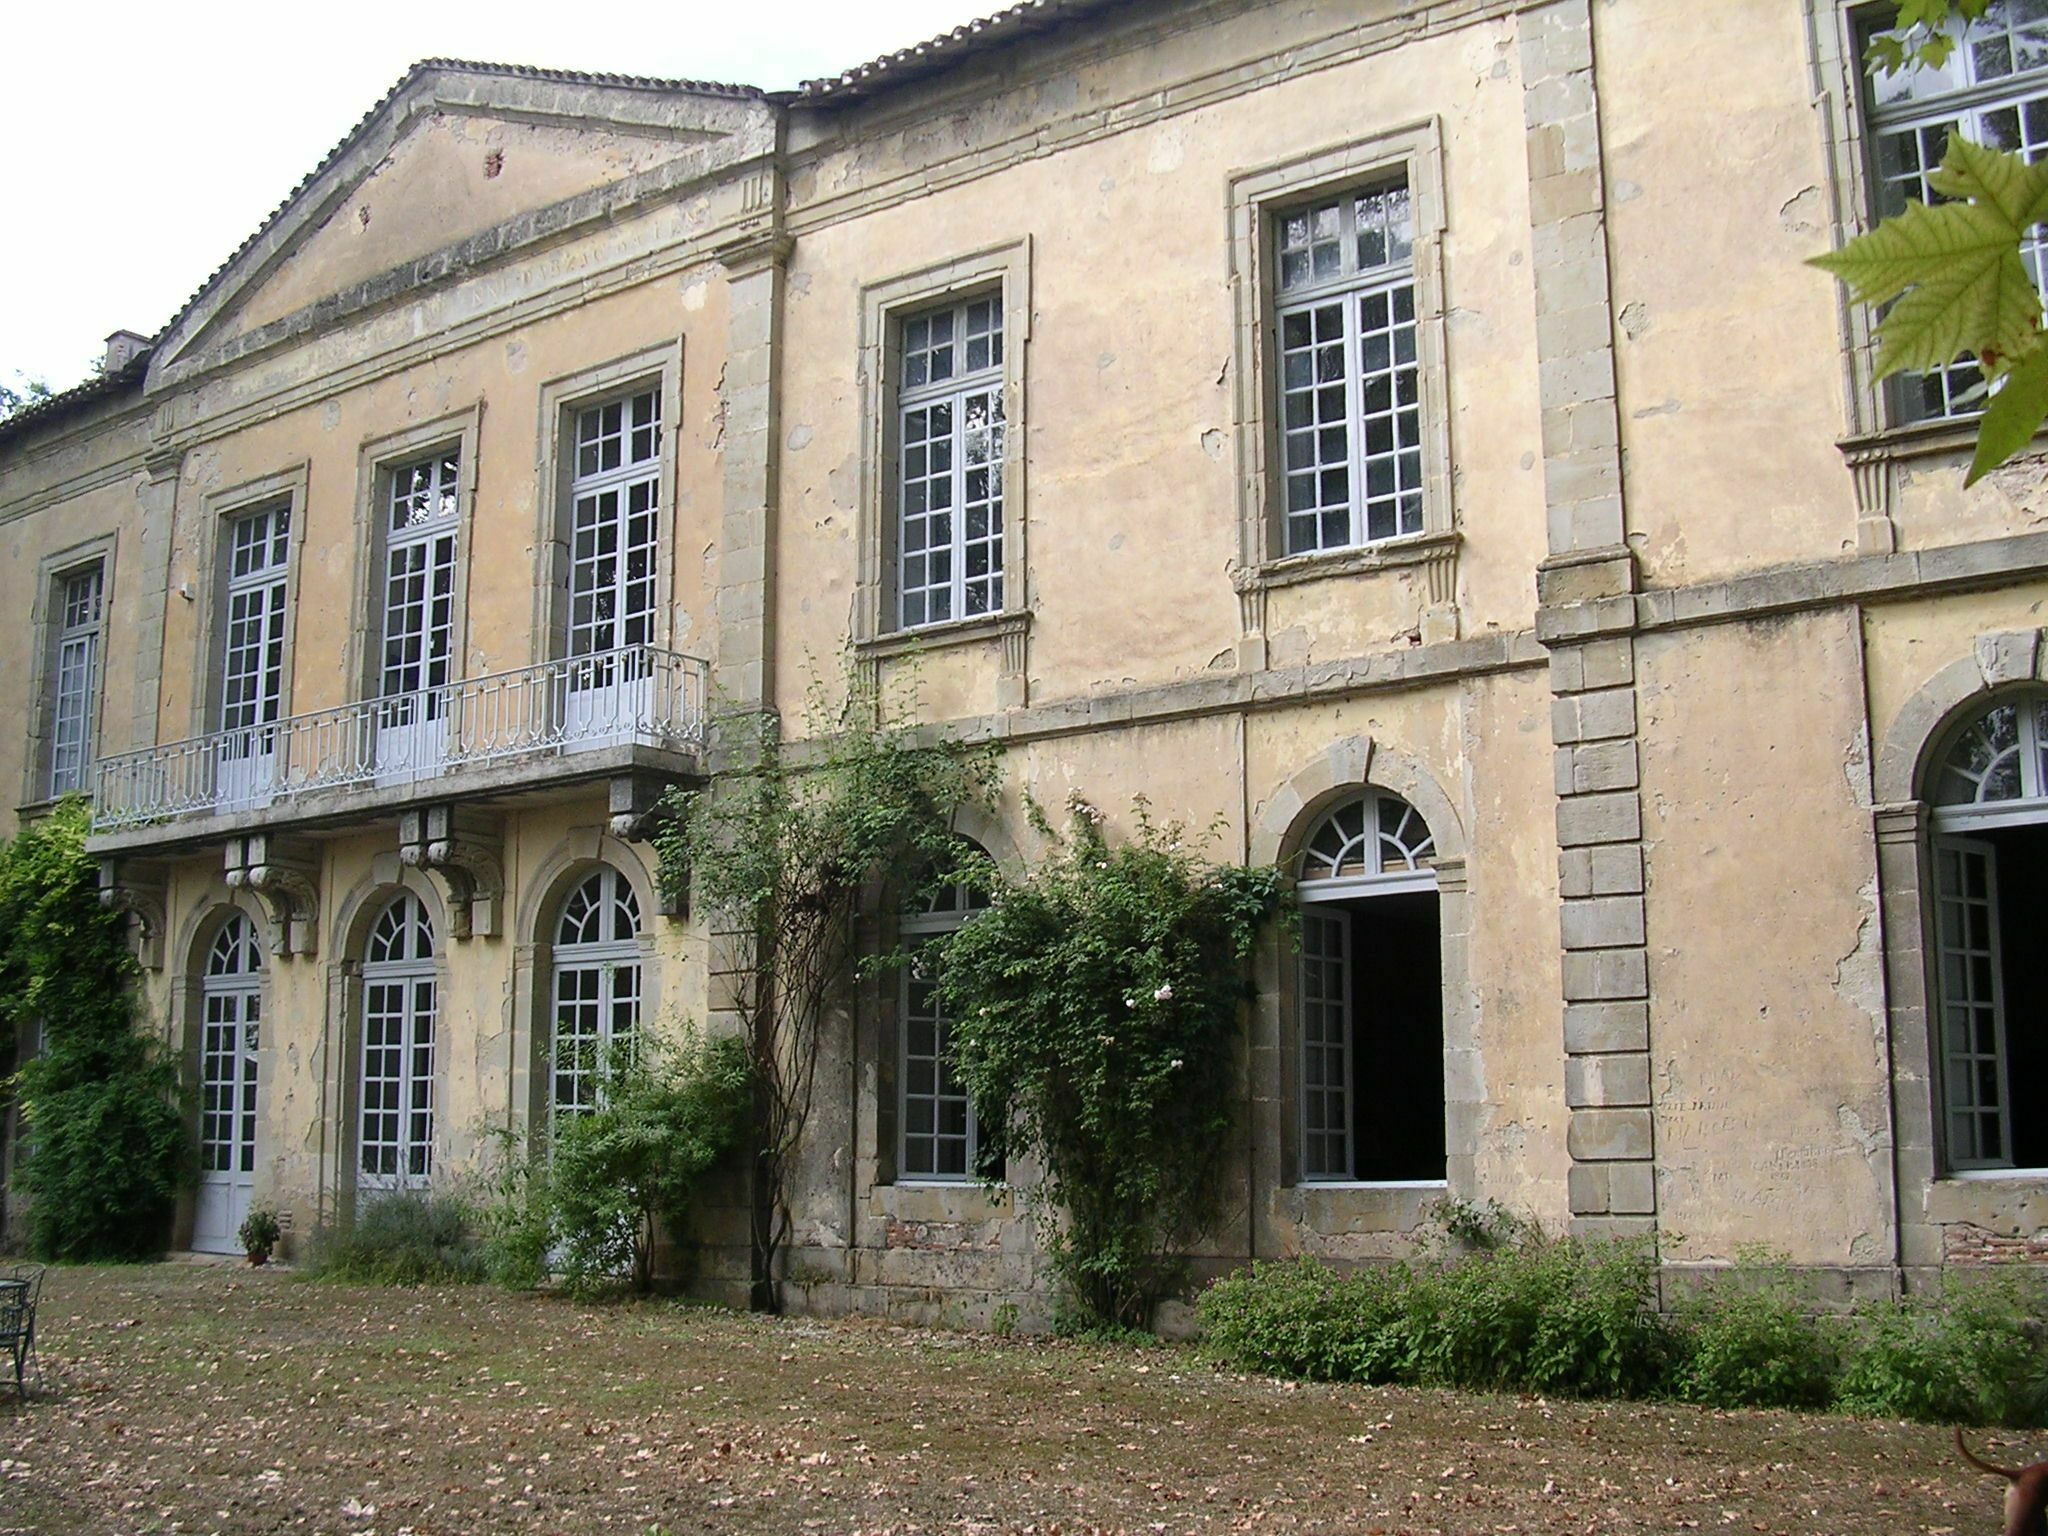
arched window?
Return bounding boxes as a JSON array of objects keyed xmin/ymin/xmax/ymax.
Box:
[
  {"xmin": 194, "ymin": 912, "xmax": 263, "ymax": 1253},
  {"xmin": 1927, "ymin": 691, "xmax": 2048, "ymax": 1171},
  {"xmin": 1294, "ymin": 792, "xmax": 1444, "ymax": 1183},
  {"xmin": 360, "ymin": 892, "xmax": 437, "ymax": 1189},
  {"xmin": 550, "ymin": 865, "xmax": 643, "ymax": 1123},
  {"xmin": 899, "ymin": 847, "xmax": 993, "ymax": 1182}
]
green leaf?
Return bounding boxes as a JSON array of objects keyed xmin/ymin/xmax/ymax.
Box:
[
  {"xmin": 1968, "ymin": 340, "xmax": 2048, "ymax": 483},
  {"xmin": 1810, "ymin": 135, "xmax": 2048, "ymax": 380},
  {"xmin": 1927, "ymin": 134, "xmax": 2048, "ymax": 234}
]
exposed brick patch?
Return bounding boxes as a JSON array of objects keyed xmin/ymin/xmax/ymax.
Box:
[{"xmin": 1943, "ymin": 1223, "xmax": 2048, "ymax": 1265}]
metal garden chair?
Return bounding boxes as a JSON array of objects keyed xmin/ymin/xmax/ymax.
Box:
[{"xmin": 0, "ymin": 1263, "xmax": 44, "ymax": 1402}]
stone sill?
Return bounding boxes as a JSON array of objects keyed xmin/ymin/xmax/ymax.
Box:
[
  {"xmin": 1249, "ymin": 528, "xmax": 1458, "ymax": 591},
  {"xmin": 856, "ymin": 610, "xmax": 1029, "ymax": 662},
  {"xmin": 1838, "ymin": 416, "xmax": 2048, "ymax": 468}
]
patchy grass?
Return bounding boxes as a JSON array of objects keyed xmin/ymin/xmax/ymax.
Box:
[{"xmin": 0, "ymin": 1261, "xmax": 2030, "ymax": 1534}]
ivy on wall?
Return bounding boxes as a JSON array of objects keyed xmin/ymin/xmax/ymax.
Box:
[{"xmin": 2, "ymin": 800, "xmax": 188, "ymax": 1259}]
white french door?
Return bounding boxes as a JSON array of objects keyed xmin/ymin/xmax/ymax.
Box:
[
  {"xmin": 359, "ymin": 894, "xmax": 438, "ymax": 1191},
  {"xmin": 218, "ymin": 505, "xmax": 290, "ymax": 808},
  {"xmin": 194, "ymin": 914, "xmax": 263, "ymax": 1254},
  {"xmin": 565, "ymin": 389, "xmax": 660, "ymax": 746},
  {"xmin": 374, "ymin": 450, "xmax": 459, "ymax": 782},
  {"xmin": 1298, "ymin": 906, "xmax": 1354, "ymax": 1181},
  {"xmin": 1933, "ymin": 834, "xmax": 2013, "ymax": 1168}
]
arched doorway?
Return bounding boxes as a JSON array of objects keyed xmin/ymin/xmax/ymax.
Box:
[
  {"xmin": 1926, "ymin": 690, "xmax": 2048, "ymax": 1172},
  {"xmin": 194, "ymin": 912, "xmax": 263, "ymax": 1252},
  {"xmin": 359, "ymin": 891, "xmax": 438, "ymax": 1192},
  {"xmin": 1293, "ymin": 791, "xmax": 1444, "ymax": 1183}
]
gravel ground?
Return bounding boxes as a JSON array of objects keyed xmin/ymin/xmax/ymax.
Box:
[{"xmin": 0, "ymin": 1262, "xmax": 2030, "ymax": 1534}]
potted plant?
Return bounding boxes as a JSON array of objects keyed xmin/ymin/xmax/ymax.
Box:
[{"xmin": 238, "ymin": 1207, "xmax": 282, "ymax": 1266}]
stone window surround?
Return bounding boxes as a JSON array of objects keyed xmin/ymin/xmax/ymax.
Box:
[
  {"xmin": 1248, "ymin": 734, "xmax": 1476, "ymax": 1227},
  {"xmin": 19, "ymin": 532, "xmax": 118, "ymax": 815},
  {"xmin": 853, "ymin": 239, "xmax": 1033, "ymax": 667},
  {"xmin": 531, "ymin": 342, "xmax": 686, "ymax": 666},
  {"xmin": 1805, "ymin": 1, "xmax": 2048, "ymax": 551},
  {"xmin": 186, "ymin": 465, "xmax": 310, "ymax": 743},
  {"xmin": 1873, "ymin": 627, "xmax": 2048, "ymax": 1280},
  {"xmin": 345, "ymin": 407, "xmax": 485, "ymax": 707},
  {"xmin": 1228, "ymin": 121, "xmax": 1458, "ymax": 632}
]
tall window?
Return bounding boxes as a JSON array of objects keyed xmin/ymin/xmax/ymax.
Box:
[
  {"xmin": 359, "ymin": 893, "xmax": 437, "ymax": 1189},
  {"xmin": 897, "ymin": 295, "xmax": 1005, "ymax": 630},
  {"xmin": 1274, "ymin": 179, "xmax": 1421, "ymax": 555},
  {"xmin": 221, "ymin": 504, "xmax": 291, "ymax": 735},
  {"xmin": 47, "ymin": 563, "xmax": 104, "ymax": 797},
  {"xmin": 379, "ymin": 449, "xmax": 459, "ymax": 706},
  {"xmin": 1863, "ymin": 2, "xmax": 2048, "ymax": 421},
  {"xmin": 1928, "ymin": 691, "xmax": 2048, "ymax": 1170},
  {"xmin": 899, "ymin": 858, "xmax": 993, "ymax": 1181},
  {"xmin": 194, "ymin": 912, "xmax": 263, "ymax": 1254},
  {"xmin": 568, "ymin": 389, "xmax": 661, "ymax": 661},
  {"xmin": 1295, "ymin": 792, "xmax": 1443, "ymax": 1183},
  {"xmin": 551, "ymin": 866, "xmax": 642, "ymax": 1124}
]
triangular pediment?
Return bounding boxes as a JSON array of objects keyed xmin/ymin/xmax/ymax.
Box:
[{"xmin": 152, "ymin": 62, "xmax": 770, "ymax": 380}]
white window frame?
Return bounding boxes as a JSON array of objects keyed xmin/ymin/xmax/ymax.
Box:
[
  {"xmin": 567, "ymin": 387, "xmax": 663, "ymax": 662},
  {"xmin": 1272, "ymin": 181, "xmax": 1424, "ymax": 556},
  {"xmin": 897, "ymin": 877, "xmax": 991, "ymax": 1184},
  {"xmin": 199, "ymin": 914, "xmax": 263, "ymax": 1182},
  {"xmin": 856, "ymin": 241, "xmax": 1032, "ymax": 650},
  {"xmin": 549, "ymin": 866, "xmax": 644, "ymax": 1127},
  {"xmin": 1293, "ymin": 791, "xmax": 1442, "ymax": 1186},
  {"xmin": 533, "ymin": 345, "xmax": 682, "ymax": 668},
  {"xmin": 358, "ymin": 893, "xmax": 438, "ymax": 1192},
  {"xmin": 1230, "ymin": 121, "xmax": 1454, "ymax": 589},
  {"xmin": 47, "ymin": 562, "xmax": 105, "ymax": 798},
  {"xmin": 893, "ymin": 294, "xmax": 1007, "ymax": 631},
  {"xmin": 1858, "ymin": 2, "xmax": 2048, "ymax": 423}
]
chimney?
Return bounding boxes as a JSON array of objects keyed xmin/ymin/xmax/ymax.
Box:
[{"xmin": 103, "ymin": 330, "xmax": 150, "ymax": 373}]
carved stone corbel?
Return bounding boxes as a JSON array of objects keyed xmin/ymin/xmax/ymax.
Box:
[
  {"xmin": 608, "ymin": 774, "xmax": 687, "ymax": 917},
  {"xmin": 97, "ymin": 858, "xmax": 169, "ymax": 971},
  {"xmin": 224, "ymin": 834, "xmax": 320, "ymax": 958},
  {"xmin": 398, "ymin": 806, "xmax": 504, "ymax": 940}
]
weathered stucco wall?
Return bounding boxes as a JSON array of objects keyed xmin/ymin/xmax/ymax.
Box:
[
  {"xmin": 1637, "ymin": 609, "xmax": 1893, "ymax": 1272},
  {"xmin": 12, "ymin": 1, "xmax": 2048, "ymax": 1309}
]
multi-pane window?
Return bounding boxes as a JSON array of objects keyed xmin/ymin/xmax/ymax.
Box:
[
  {"xmin": 551, "ymin": 866, "xmax": 643, "ymax": 1125},
  {"xmin": 897, "ymin": 296, "xmax": 1005, "ymax": 630},
  {"xmin": 359, "ymin": 893, "xmax": 437, "ymax": 1189},
  {"xmin": 47, "ymin": 563, "xmax": 104, "ymax": 797},
  {"xmin": 1274, "ymin": 179, "xmax": 1421, "ymax": 554},
  {"xmin": 568, "ymin": 389, "xmax": 661, "ymax": 661},
  {"xmin": 1295, "ymin": 792, "xmax": 1443, "ymax": 1184},
  {"xmin": 221, "ymin": 505, "xmax": 291, "ymax": 734},
  {"xmin": 1928, "ymin": 691, "xmax": 2048, "ymax": 1170},
  {"xmin": 379, "ymin": 450, "xmax": 459, "ymax": 706},
  {"xmin": 899, "ymin": 859, "xmax": 992, "ymax": 1181},
  {"xmin": 200, "ymin": 914, "xmax": 262, "ymax": 1180},
  {"xmin": 1863, "ymin": 2, "xmax": 2048, "ymax": 421}
]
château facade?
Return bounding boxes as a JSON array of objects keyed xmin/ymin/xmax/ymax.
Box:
[{"xmin": 5, "ymin": 0, "xmax": 2048, "ymax": 1319}]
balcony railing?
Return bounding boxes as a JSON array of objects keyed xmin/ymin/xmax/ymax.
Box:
[{"xmin": 93, "ymin": 646, "xmax": 709, "ymax": 833}]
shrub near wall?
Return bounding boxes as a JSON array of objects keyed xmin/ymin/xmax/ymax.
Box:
[
  {"xmin": 1199, "ymin": 1244, "xmax": 2048, "ymax": 1427},
  {"xmin": 2, "ymin": 800, "xmax": 188, "ymax": 1259}
]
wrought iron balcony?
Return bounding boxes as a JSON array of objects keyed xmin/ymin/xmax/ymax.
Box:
[{"xmin": 92, "ymin": 646, "xmax": 710, "ymax": 834}]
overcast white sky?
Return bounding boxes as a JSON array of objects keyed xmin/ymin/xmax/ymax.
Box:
[{"xmin": 0, "ymin": 0, "xmax": 1004, "ymax": 393}]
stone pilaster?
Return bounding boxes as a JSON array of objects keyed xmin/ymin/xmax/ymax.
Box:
[
  {"xmin": 1521, "ymin": 0, "xmax": 1656, "ymax": 1240},
  {"xmin": 712, "ymin": 184, "xmax": 791, "ymax": 724}
]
